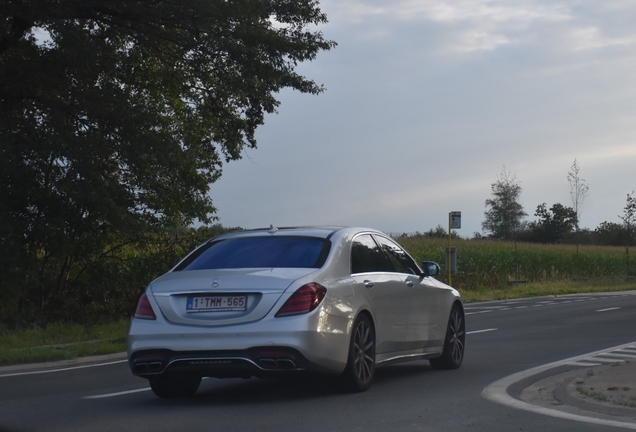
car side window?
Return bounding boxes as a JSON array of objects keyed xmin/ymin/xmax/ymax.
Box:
[
  {"xmin": 373, "ymin": 236, "xmax": 420, "ymax": 275},
  {"xmin": 351, "ymin": 234, "xmax": 393, "ymax": 274}
]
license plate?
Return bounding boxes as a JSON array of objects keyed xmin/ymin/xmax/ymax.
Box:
[{"xmin": 186, "ymin": 295, "xmax": 247, "ymax": 312}]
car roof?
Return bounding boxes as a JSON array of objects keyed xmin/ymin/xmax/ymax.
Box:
[{"xmin": 211, "ymin": 226, "xmax": 381, "ymax": 241}]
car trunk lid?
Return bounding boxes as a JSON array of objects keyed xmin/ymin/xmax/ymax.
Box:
[{"xmin": 148, "ymin": 268, "xmax": 316, "ymax": 326}]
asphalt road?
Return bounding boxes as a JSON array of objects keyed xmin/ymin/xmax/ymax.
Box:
[{"xmin": 2, "ymin": 291, "xmax": 636, "ymax": 432}]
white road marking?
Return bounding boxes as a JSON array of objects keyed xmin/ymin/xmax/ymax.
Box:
[
  {"xmin": 0, "ymin": 359, "xmax": 128, "ymax": 378},
  {"xmin": 566, "ymin": 361, "xmax": 603, "ymax": 367},
  {"xmin": 615, "ymin": 348, "xmax": 636, "ymax": 354},
  {"xmin": 483, "ymin": 341, "xmax": 636, "ymax": 430},
  {"xmin": 588, "ymin": 356, "xmax": 624, "ymax": 363},
  {"xmin": 465, "ymin": 310, "xmax": 494, "ymax": 315},
  {"xmin": 467, "ymin": 328, "xmax": 497, "ymax": 335},
  {"xmin": 85, "ymin": 377, "xmax": 210, "ymax": 399},
  {"xmin": 597, "ymin": 307, "xmax": 621, "ymax": 312},
  {"xmin": 84, "ymin": 387, "xmax": 151, "ymax": 399},
  {"xmin": 595, "ymin": 352, "xmax": 636, "ymax": 359}
]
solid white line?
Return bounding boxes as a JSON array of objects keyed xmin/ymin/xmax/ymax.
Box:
[
  {"xmin": 84, "ymin": 387, "xmax": 151, "ymax": 399},
  {"xmin": 467, "ymin": 328, "xmax": 497, "ymax": 335},
  {"xmin": 482, "ymin": 341, "xmax": 636, "ymax": 430},
  {"xmin": 0, "ymin": 359, "xmax": 128, "ymax": 378},
  {"xmin": 597, "ymin": 307, "xmax": 621, "ymax": 312}
]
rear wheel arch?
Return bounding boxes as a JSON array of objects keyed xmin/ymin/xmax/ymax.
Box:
[{"xmin": 353, "ymin": 309, "xmax": 375, "ymax": 335}]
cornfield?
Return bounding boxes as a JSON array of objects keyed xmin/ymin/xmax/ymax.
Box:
[{"xmin": 395, "ymin": 235, "xmax": 634, "ymax": 291}]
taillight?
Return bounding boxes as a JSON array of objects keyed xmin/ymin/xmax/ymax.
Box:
[
  {"xmin": 275, "ymin": 283, "xmax": 327, "ymax": 317},
  {"xmin": 134, "ymin": 292, "xmax": 156, "ymax": 320}
]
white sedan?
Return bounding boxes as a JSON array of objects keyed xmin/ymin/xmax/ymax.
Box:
[{"xmin": 128, "ymin": 226, "xmax": 465, "ymax": 398}]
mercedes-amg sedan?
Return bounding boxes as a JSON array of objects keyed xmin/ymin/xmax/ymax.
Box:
[{"xmin": 128, "ymin": 226, "xmax": 465, "ymax": 398}]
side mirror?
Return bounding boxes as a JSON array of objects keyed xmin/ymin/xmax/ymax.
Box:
[{"xmin": 421, "ymin": 261, "xmax": 440, "ymax": 277}]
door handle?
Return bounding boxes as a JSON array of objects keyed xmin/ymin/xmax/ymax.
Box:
[
  {"xmin": 405, "ymin": 280, "xmax": 414, "ymax": 287},
  {"xmin": 363, "ymin": 280, "xmax": 374, "ymax": 288}
]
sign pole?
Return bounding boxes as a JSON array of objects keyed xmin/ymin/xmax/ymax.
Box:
[
  {"xmin": 448, "ymin": 211, "xmax": 461, "ymax": 287},
  {"xmin": 448, "ymin": 212, "xmax": 452, "ymax": 286}
]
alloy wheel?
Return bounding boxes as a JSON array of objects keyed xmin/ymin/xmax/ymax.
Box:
[
  {"xmin": 353, "ymin": 319, "xmax": 374, "ymax": 383},
  {"xmin": 448, "ymin": 309, "xmax": 465, "ymax": 364}
]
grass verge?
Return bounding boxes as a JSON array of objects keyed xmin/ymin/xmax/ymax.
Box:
[
  {"xmin": 0, "ymin": 319, "xmax": 128, "ymax": 366},
  {"xmin": 459, "ymin": 280, "xmax": 636, "ymax": 302}
]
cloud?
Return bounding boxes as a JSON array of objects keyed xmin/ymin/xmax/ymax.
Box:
[
  {"xmin": 323, "ymin": 0, "xmax": 573, "ymax": 53},
  {"xmin": 211, "ymin": 0, "xmax": 636, "ymax": 236},
  {"xmin": 323, "ymin": 0, "xmax": 636, "ymax": 56},
  {"xmin": 568, "ymin": 26, "xmax": 636, "ymax": 51}
]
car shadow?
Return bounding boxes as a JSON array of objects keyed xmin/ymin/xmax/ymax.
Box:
[{"xmin": 140, "ymin": 360, "xmax": 437, "ymax": 406}]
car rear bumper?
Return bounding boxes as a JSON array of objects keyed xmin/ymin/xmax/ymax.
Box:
[
  {"xmin": 129, "ymin": 346, "xmax": 321, "ymax": 379},
  {"xmin": 127, "ymin": 312, "xmax": 352, "ymax": 378}
]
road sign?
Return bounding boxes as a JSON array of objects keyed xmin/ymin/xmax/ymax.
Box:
[{"xmin": 450, "ymin": 211, "xmax": 461, "ymax": 229}]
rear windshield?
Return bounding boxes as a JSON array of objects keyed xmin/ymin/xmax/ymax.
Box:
[{"xmin": 174, "ymin": 236, "xmax": 331, "ymax": 271}]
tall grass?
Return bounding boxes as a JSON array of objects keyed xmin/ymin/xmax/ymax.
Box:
[
  {"xmin": 396, "ymin": 235, "xmax": 633, "ymax": 290},
  {"xmin": 0, "ymin": 320, "xmax": 128, "ymax": 365}
]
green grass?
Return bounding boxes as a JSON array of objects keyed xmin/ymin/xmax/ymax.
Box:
[
  {"xmin": 458, "ymin": 280, "xmax": 636, "ymax": 302},
  {"xmin": 0, "ymin": 320, "xmax": 128, "ymax": 366}
]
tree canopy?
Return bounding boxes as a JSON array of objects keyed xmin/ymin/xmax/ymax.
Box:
[
  {"xmin": 482, "ymin": 168, "xmax": 527, "ymax": 241},
  {"xmin": 0, "ymin": 0, "xmax": 335, "ymax": 324},
  {"xmin": 530, "ymin": 202, "xmax": 577, "ymax": 243}
]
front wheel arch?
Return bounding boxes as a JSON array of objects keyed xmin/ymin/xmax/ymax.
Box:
[{"xmin": 341, "ymin": 312, "xmax": 376, "ymax": 392}]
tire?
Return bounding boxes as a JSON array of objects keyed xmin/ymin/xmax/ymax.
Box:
[
  {"xmin": 342, "ymin": 314, "xmax": 375, "ymax": 392},
  {"xmin": 429, "ymin": 304, "xmax": 465, "ymax": 370},
  {"xmin": 149, "ymin": 373, "xmax": 202, "ymax": 398}
]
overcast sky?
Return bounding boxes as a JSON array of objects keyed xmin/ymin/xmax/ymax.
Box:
[{"xmin": 210, "ymin": 0, "xmax": 636, "ymax": 237}]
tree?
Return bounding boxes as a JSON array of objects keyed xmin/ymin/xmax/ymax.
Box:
[
  {"xmin": 619, "ymin": 192, "xmax": 636, "ymax": 276},
  {"xmin": 0, "ymin": 0, "xmax": 336, "ymax": 322},
  {"xmin": 482, "ymin": 168, "xmax": 527, "ymax": 240},
  {"xmin": 619, "ymin": 192, "xmax": 636, "ymax": 239},
  {"xmin": 567, "ymin": 158, "xmax": 589, "ymax": 230},
  {"xmin": 424, "ymin": 224, "xmax": 451, "ymax": 239},
  {"xmin": 530, "ymin": 203, "xmax": 577, "ymax": 243}
]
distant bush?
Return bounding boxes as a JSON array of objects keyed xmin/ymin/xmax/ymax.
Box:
[{"xmin": 0, "ymin": 225, "xmax": 240, "ymax": 329}]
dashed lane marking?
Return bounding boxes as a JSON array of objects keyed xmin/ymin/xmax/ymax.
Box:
[
  {"xmin": 84, "ymin": 387, "xmax": 151, "ymax": 399},
  {"xmin": 467, "ymin": 328, "xmax": 497, "ymax": 335},
  {"xmin": 597, "ymin": 307, "xmax": 621, "ymax": 312}
]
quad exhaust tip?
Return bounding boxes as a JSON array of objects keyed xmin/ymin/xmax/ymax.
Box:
[
  {"xmin": 133, "ymin": 361, "xmax": 163, "ymax": 374},
  {"xmin": 259, "ymin": 358, "xmax": 297, "ymax": 369}
]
